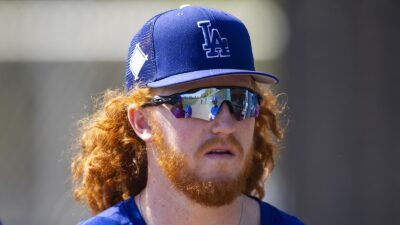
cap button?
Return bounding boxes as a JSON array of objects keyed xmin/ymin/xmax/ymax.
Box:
[{"xmin": 179, "ymin": 4, "xmax": 191, "ymax": 9}]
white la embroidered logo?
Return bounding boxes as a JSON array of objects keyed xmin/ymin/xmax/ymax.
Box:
[
  {"xmin": 197, "ymin": 20, "xmax": 231, "ymax": 58},
  {"xmin": 129, "ymin": 43, "xmax": 148, "ymax": 81}
]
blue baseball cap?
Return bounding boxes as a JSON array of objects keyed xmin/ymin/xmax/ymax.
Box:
[{"xmin": 125, "ymin": 5, "xmax": 278, "ymax": 92}]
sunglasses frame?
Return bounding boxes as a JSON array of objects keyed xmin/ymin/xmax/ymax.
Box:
[
  {"xmin": 142, "ymin": 86, "xmax": 262, "ymax": 107},
  {"xmin": 141, "ymin": 86, "xmax": 262, "ymax": 120}
]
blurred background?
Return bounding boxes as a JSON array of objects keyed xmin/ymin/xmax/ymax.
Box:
[{"xmin": 0, "ymin": 0, "xmax": 399, "ymax": 224}]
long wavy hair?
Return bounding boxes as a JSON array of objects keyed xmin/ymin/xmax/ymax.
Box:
[{"xmin": 71, "ymin": 83, "xmax": 284, "ymax": 214}]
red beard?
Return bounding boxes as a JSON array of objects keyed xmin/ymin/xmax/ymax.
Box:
[{"xmin": 151, "ymin": 121, "xmax": 253, "ymax": 207}]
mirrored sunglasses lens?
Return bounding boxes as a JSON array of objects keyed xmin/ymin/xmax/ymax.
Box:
[{"xmin": 170, "ymin": 88, "xmax": 260, "ymax": 121}]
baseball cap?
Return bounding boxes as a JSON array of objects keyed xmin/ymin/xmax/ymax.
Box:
[
  {"xmin": 212, "ymin": 96, "xmax": 218, "ymax": 103},
  {"xmin": 125, "ymin": 5, "xmax": 278, "ymax": 92}
]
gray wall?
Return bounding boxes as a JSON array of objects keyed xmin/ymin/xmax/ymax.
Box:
[
  {"xmin": 282, "ymin": 0, "xmax": 400, "ymax": 224},
  {"xmin": 0, "ymin": 63, "xmax": 124, "ymax": 224}
]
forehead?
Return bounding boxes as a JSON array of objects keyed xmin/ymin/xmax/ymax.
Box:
[{"xmin": 152, "ymin": 75, "xmax": 254, "ymax": 96}]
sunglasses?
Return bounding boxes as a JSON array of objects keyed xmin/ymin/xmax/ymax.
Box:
[{"xmin": 142, "ymin": 86, "xmax": 262, "ymax": 121}]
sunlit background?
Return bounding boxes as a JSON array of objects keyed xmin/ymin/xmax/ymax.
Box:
[{"xmin": 0, "ymin": 0, "xmax": 399, "ymax": 224}]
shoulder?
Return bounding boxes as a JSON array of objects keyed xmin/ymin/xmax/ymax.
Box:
[
  {"xmin": 258, "ymin": 200, "xmax": 306, "ymax": 225},
  {"xmin": 77, "ymin": 197, "xmax": 143, "ymax": 225}
]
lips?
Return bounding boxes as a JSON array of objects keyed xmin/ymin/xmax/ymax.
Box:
[
  {"xmin": 206, "ymin": 149, "xmax": 234, "ymax": 156},
  {"xmin": 197, "ymin": 136, "xmax": 243, "ymax": 159},
  {"xmin": 203, "ymin": 146, "xmax": 236, "ymax": 158}
]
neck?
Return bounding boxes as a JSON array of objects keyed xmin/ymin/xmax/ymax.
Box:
[{"xmin": 137, "ymin": 189, "xmax": 244, "ymax": 225}]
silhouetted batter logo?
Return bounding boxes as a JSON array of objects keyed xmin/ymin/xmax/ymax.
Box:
[{"xmin": 197, "ymin": 20, "xmax": 231, "ymax": 58}]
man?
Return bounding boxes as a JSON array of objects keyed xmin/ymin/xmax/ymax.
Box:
[
  {"xmin": 209, "ymin": 96, "xmax": 219, "ymax": 121},
  {"xmin": 72, "ymin": 5, "xmax": 305, "ymax": 225}
]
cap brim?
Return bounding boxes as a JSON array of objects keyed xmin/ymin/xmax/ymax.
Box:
[{"xmin": 146, "ymin": 69, "xmax": 279, "ymax": 88}]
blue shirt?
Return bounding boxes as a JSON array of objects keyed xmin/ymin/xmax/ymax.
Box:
[
  {"xmin": 209, "ymin": 105, "xmax": 219, "ymax": 120},
  {"xmin": 78, "ymin": 197, "xmax": 305, "ymax": 225}
]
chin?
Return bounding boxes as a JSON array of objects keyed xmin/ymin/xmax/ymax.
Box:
[{"xmin": 197, "ymin": 169, "xmax": 241, "ymax": 181}]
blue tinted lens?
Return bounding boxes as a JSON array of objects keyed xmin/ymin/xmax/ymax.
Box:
[{"xmin": 168, "ymin": 87, "xmax": 261, "ymax": 121}]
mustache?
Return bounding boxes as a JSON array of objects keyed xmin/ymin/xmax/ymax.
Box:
[{"xmin": 197, "ymin": 135, "xmax": 244, "ymax": 156}]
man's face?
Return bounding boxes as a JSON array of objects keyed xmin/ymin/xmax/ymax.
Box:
[{"xmin": 147, "ymin": 76, "xmax": 256, "ymax": 206}]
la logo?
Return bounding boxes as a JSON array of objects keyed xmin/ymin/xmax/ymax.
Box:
[{"xmin": 197, "ymin": 20, "xmax": 231, "ymax": 58}]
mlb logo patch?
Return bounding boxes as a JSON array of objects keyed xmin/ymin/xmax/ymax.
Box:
[{"xmin": 129, "ymin": 43, "xmax": 148, "ymax": 81}]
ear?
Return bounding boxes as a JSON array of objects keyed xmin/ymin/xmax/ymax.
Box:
[{"xmin": 127, "ymin": 104, "xmax": 152, "ymax": 142}]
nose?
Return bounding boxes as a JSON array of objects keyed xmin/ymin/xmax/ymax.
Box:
[{"xmin": 211, "ymin": 103, "xmax": 236, "ymax": 135}]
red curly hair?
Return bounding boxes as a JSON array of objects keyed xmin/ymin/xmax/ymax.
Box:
[{"xmin": 71, "ymin": 83, "xmax": 284, "ymax": 214}]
